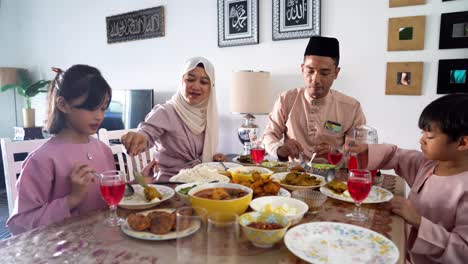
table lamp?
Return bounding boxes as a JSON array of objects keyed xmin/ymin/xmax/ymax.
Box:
[
  {"xmin": 0, "ymin": 67, "xmax": 21, "ymax": 126},
  {"xmin": 230, "ymin": 70, "xmax": 272, "ymax": 155}
]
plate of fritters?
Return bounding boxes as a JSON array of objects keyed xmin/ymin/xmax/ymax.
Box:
[
  {"xmin": 271, "ymin": 172, "xmax": 326, "ymax": 191},
  {"xmin": 119, "ymin": 184, "xmax": 175, "ymax": 210},
  {"xmin": 121, "ymin": 208, "xmax": 201, "ymax": 241},
  {"xmin": 320, "ymin": 180, "xmax": 394, "ymax": 204}
]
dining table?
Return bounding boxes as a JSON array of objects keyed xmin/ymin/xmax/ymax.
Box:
[{"xmin": 0, "ymin": 171, "xmax": 407, "ymax": 264}]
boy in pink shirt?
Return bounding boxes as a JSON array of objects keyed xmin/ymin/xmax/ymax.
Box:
[{"xmin": 350, "ymin": 94, "xmax": 468, "ymax": 263}]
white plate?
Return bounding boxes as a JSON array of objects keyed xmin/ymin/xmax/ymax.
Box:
[
  {"xmin": 193, "ymin": 162, "xmax": 243, "ymax": 172},
  {"xmin": 120, "ymin": 208, "xmax": 201, "ymax": 241},
  {"xmin": 284, "ymin": 222, "xmax": 399, "ymax": 264},
  {"xmin": 119, "ymin": 184, "xmax": 174, "ymax": 210},
  {"xmin": 320, "ymin": 184, "xmax": 394, "ymax": 204},
  {"xmin": 271, "ymin": 172, "xmax": 326, "ymax": 191}
]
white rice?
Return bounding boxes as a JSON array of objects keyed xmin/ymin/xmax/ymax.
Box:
[{"xmin": 171, "ymin": 167, "xmax": 229, "ymax": 183}]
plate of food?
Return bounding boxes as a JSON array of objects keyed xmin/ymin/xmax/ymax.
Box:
[
  {"xmin": 121, "ymin": 208, "xmax": 201, "ymax": 241},
  {"xmin": 284, "ymin": 222, "xmax": 399, "ymax": 264},
  {"xmin": 119, "ymin": 184, "xmax": 175, "ymax": 210},
  {"xmin": 260, "ymin": 160, "xmax": 288, "ymax": 173},
  {"xmin": 169, "ymin": 167, "xmax": 230, "ymax": 183},
  {"xmin": 232, "ymin": 155, "xmax": 255, "ymax": 165},
  {"xmin": 320, "ymin": 180, "xmax": 394, "ymax": 204},
  {"xmin": 271, "ymin": 172, "xmax": 326, "ymax": 191}
]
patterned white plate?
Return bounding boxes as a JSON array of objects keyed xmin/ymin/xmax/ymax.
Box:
[
  {"xmin": 120, "ymin": 208, "xmax": 201, "ymax": 241},
  {"xmin": 193, "ymin": 162, "xmax": 243, "ymax": 172},
  {"xmin": 284, "ymin": 222, "xmax": 399, "ymax": 264},
  {"xmin": 119, "ymin": 184, "xmax": 175, "ymax": 210},
  {"xmin": 320, "ymin": 184, "xmax": 393, "ymax": 204}
]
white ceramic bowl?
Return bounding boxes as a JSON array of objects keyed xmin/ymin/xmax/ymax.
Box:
[
  {"xmin": 249, "ymin": 196, "xmax": 309, "ymax": 225},
  {"xmin": 271, "ymin": 172, "xmax": 326, "ymax": 191}
]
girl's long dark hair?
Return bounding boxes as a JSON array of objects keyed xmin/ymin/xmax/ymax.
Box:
[{"xmin": 45, "ymin": 64, "xmax": 112, "ymax": 134}]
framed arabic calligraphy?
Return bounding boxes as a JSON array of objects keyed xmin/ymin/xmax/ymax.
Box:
[
  {"xmin": 106, "ymin": 6, "xmax": 165, "ymax": 44},
  {"xmin": 272, "ymin": 0, "xmax": 320, "ymax": 41},
  {"xmin": 217, "ymin": 0, "xmax": 259, "ymax": 47}
]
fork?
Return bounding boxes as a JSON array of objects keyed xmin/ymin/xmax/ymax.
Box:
[{"xmin": 300, "ymin": 152, "xmax": 316, "ymax": 172}]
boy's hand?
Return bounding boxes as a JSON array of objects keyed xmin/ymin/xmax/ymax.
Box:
[
  {"xmin": 391, "ymin": 196, "xmax": 422, "ymax": 227},
  {"xmin": 68, "ymin": 163, "xmax": 95, "ymax": 209}
]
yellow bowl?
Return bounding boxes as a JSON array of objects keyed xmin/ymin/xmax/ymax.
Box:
[
  {"xmin": 239, "ymin": 212, "xmax": 290, "ymax": 248},
  {"xmin": 188, "ymin": 183, "xmax": 253, "ymax": 216},
  {"xmin": 227, "ymin": 166, "xmax": 274, "ymax": 182}
]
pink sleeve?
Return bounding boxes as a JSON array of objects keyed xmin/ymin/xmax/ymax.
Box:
[
  {"xmin": 137, "ymin": 105, "xmax": 170, "ymax": 149},
  {"xmin": 263, "ymin": 95, "xmax": 288, "ymax": 159},
  {"xmin": 7, "ymin": 155, "xmax": 71, "ymax": 235},
  {"xmin": 367, "ymin": 144, "xmax": 427, "ymax": 186},
  {"xmin": 410, "ymin": 194, "xmax": 468, "ymax": 262}
]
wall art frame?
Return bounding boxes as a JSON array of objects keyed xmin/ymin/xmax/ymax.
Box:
[
  {"xmin": 386, "ymin": 62, "xmax": 424, "ymax": 96},
  {"xmin": 439, "ymin": 11, "xmax": 468, "ymax": 49},
  {"xmin": 389, "ymin": 0, "xmax": 425, "ymax": 8},
  {"xmin": 437, "ymin": 59, "xmax": 468, "ymax": 94},
  {"xmin": 272, "ymin": 0, "xmax": 320, "ymax": 41},
  {"xmin": 388, "ymin": 16, "xmax": 426, "ymax": 51},
  {"xmin": 217, "ymin": 0, "xmax": 259, "ymax": 47},
  {"xmin": 106, "ymin": 6, "xmax": 164, "ymax": 44}
]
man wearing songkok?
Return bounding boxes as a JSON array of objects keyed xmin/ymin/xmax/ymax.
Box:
[{"xmin": 263, "ymin": 36, "xmax": 366, "ymax": 162}]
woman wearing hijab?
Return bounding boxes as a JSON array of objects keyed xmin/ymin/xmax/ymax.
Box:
[{"xmin": 121, "ymin": 57, "xmax": 224, "ymax": 181}]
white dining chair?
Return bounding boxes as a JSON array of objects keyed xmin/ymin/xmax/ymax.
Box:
[
  {"xmin": 98, "ymin": 128, "xmax": 155, "ymax": 181},
  {"xmin": 1, "ymin": 138, "xmax": 48, "ymax": 215}
]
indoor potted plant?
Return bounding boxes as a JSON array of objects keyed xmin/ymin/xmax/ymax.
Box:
[{"xmin": 0, "ymin": 69, "xmax": 51, "ymax": 128}]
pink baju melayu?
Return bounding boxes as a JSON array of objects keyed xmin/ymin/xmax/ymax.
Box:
[
  {"xmin": 368, "ymin": 144, "xmax": 468, "ymax": 264},
  {"xmin": 7, "ymin": 136, "xmax": 115, "ymax": 235}
]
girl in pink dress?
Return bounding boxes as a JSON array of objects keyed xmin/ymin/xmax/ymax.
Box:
[
  {"xmin": 7, "ymin": 65, "xmax": 116, "ymax": 235},
  {"xmin": 349, "ymin": 94, "xmax": 468, "ymax": 263}
]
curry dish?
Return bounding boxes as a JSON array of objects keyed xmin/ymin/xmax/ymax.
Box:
[
  {"xmin": 233, "ymin": 171, "xmax": 280, "ymax": 198},
  {"xmin": 194, "ymin": 188, "xmax": 248, "ymax": 200}
]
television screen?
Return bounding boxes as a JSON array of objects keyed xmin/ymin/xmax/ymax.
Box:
[{"xmin": 100, "ymin": 89, "xmax": 154, "ymax": 131}]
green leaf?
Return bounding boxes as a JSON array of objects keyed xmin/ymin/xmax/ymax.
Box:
[
  {"xmin": 24, "ymin": 80, "xmax": 51, "ymax": 97},
  {"xmin": 0, "ymin": 84, "xmax": 19, "ymax": 92}
]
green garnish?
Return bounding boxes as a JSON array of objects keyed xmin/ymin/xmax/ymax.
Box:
[{"xmin": 179, "ymin": 185, "xmax": 197, "ymax": 195}]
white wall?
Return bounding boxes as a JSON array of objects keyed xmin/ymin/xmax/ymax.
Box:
[{"xmin": 0, "ymin": 0, "xmax": 467, "ymax": 155}]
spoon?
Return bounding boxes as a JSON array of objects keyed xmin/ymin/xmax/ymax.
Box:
[
  {"xmin": 325, "ymin": 169, "xmax": 336, "ymax": 183},
  {"xmin": 303, "ymin": 152, "xmax": 317, "ymax": 172},
  {"xmin": 219, "ymin": 161, "xmax": 228, "ymax": 171}
]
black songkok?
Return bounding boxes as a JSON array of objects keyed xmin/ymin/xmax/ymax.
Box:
[{"xmin": 304, "ymin": 36, "xmax": 340, "ymax": 60}]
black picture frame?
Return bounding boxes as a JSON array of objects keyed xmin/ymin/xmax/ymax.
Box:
[
  {"xmin": 272, "ymin": 0, "xmax": 320, "ymax": 41},
  {"xmin": 439, "ymin": 11, "xmax": 468, "ymax": 49},
  {"xmin": 217, "ymin": 0, "xmax": 259, "ymax": 48},
  {"xmin": 437, "ymin": 59, "xmax": 468, "ymax": 94},
  {"xmin": 106, "ymin": 6, "xmax": 165, "ymax": 44}
]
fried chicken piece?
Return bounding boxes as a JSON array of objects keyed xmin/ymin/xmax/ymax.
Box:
[
  {"xmin": 290, "ymin": 165, "xmax": 305, "ymax": 173},
  {"xmin": 326, "ymin": 179, "xmax": 347, "ymax": 194},
  {"xmin": 263, "ymin": 181, "xmax": 280, "ymax": 195},
  {"xmin": 212, "ymin": 188, "xmax": 230, "ymax": 200},
  {"xmin": 127, "ymin": 213, "xmax": 151, "ymax": 231},
  {"xmin": 149, "ymin": 211, "xmax": 175, "ymax": 235}
]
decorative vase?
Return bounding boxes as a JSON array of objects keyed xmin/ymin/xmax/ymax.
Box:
[{"xmin": 22, "ymin": 108, "xmax": 35, "ymax": 128}]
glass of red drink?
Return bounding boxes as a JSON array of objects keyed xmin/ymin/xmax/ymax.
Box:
[
  {"xmin": 99, "ymin": 170, "xmax": 126, "ymax": 226},
  {"xmin": 346, "ymin": 169, "xmax": 372, "ymax": 221},
  {"xmin": 250, "ymin": 142, "xmax": 265, "ymax": 165},
  {"xmin": 327, "ymin": 146, "xmax": 343, "ymax": 165}
]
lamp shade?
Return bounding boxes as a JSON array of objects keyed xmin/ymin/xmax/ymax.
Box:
[
  {"xmin": 0, "ymin": 67, "xmax": 21, "ymax": 86},
  {"xmin": 230, "ymin": 71, "xmax": 272, "ymax": 114}
]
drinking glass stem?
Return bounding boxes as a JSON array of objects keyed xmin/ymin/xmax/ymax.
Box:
[
  {"xmin": 109, "ymin": 204, "xmax": 118, "ymax": 221},
  {"xmin": 354, "ymin": 202, "xmax": 362, "ymax": 216}
]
